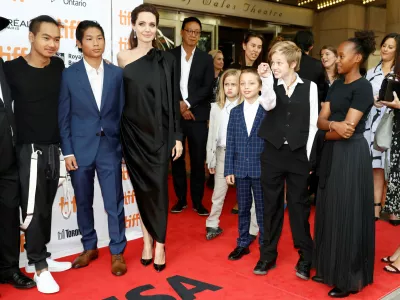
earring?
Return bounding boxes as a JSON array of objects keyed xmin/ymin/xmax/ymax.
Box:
[{"xmin": 133, "ymin": 30, "xmax": 137, "ymax": 39}]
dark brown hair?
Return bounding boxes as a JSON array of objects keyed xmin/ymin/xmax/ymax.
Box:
[
  {"xmin": 239, "ymin": 31, "xmax": 265, "ymax": 67},
  {"xmin": 320, "ymin": 45, "xmax": 339, "ymax": 80},
  {"xmin": 128, "ymin": 4, "xmax": 159, "ymax": 49}
]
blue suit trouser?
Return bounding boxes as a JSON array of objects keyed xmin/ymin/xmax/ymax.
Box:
[
  {"xmin": 70, "ymin": 136, "xmax": 126, "ymax": 254},
  {"xmin": 236, "ymin": 177, "xmax": 264, "ymax": 248}
]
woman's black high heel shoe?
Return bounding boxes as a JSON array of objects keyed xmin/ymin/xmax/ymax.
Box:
[
  {"xmin": 374, "ymin": 203, "xmax": 382, "ymax": 221},
  {"xmin": 141, "ymin": 258, "xmax": 153, "ymax": 266},
  {"xmin": 153, "ymin": 247, "xmax": 166, "ymax": 272},
  {"xmin": 141, "ymin": 239, "xmax": 153, "ymax": 266}
]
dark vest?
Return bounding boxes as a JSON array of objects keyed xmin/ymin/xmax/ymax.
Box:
[{"xmin": 258, "ymin": 78, "xmax": 310, "ymax": 151}]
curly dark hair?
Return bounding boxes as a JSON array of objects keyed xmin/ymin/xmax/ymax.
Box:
[{"xmin": 347, "ymin": 30, "xmax": 376, "ymax": 64}]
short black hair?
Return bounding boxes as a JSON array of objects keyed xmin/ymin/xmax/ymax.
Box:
[
  {"xmin": 29, "ymin": 15, "xmax": 60, "ymax": 35},
  {"xmin": 181, "ymin": 17, "xmax": 202, "ymax": 31},
  {"xmin": 293, "ymin": 30, "xmax": 314, "ymax": 52},
  {"xmin": 76, "ymin": 21, "xmax": 105, "ymax": 53}
]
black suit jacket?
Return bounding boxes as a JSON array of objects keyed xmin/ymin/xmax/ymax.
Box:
[
  {"xmin": 0, "ymin": 58, "xmax": 16, "ymax": 145},
  {"xmin": 169, "ymin": 46, "xmax": 214, "ymax": 121},
  {"xmin": 298, "ymin": 53, "xmax": 329, "ymax": 106}
]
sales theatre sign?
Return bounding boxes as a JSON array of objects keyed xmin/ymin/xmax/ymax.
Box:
[{"xmin": 147, "ymin": 0, "xmax": 314, "ymax": 27}]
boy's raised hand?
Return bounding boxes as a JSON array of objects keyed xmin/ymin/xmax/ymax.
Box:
[{"xmin": 258, "ymin": 63, "xmax": 272, "ymax": 78}]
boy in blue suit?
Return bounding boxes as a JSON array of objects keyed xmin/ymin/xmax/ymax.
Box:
[
  {"xmin": 58, "ymin": 21, "xmax": 127, "ymax": 276},
  {"xmin": 225, "ymin": 67, "xmax": 276, "ymax": 272}
]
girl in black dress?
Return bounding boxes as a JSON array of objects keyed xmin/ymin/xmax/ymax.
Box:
[
  {"xmin": 117, "ymin": 4, "xmax": 183, "ymax": 272},
  {"xmin": 313, "ymin": 31, "xmax": 376, "ymax": 298}
]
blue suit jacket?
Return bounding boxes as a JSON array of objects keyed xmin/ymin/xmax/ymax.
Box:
[
  {"xmin": 224, "ymin": 102, "xmax": 266, "ymax": 179},
  {"xmin": 58, "ymin": 59, "xmax": 125, "ymax": 166}
]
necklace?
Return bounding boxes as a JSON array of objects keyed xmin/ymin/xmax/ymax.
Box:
[{"xmin": 284, "ymin": 76, "xmax": 297, "ymax": 96}]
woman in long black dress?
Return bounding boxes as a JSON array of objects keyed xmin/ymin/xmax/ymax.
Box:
[
  {"xmin": 117, "ymin": 4, "xmax": 183, "ymax": 272},
  {"xmin": 313, "ymin": 31, "xmax": 376, "ymax": 298}
]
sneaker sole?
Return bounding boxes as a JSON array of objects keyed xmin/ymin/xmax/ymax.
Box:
[
  {"xmin": 206, "ymin": 231, "xmax": 223, "ymax": 240},
  {"xmin": 253, "ymin": 264, "xmax": 276, "ymax": 275},
  {"xmin": 171, "ymin": 206, "xmax": 187, "ymax": 213},
  {"xmin": 26, "ymin": 264, "xmax": 72, "ymax": 274},
  {"xmin": 295, "ymin": 271, "xmax": 310, "ymax": 280}
]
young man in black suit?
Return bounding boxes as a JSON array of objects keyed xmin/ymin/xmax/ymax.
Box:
[
  {"xmin": 169, "ymin": 17, "xmax": 214, "ymax": 216},
  {"xmin": 293, "ymin": 30, "xmax": 328, "ymax": 216},
  {"xmin": 0, "ymin": 16, "xmax": 36, "ymax": 290},
  {"xmin": 294, "ymin": 30, "xmax": 328, "ymax": 105}
]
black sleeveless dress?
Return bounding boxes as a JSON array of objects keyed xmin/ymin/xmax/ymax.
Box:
[{"xmin": 120, "ymin": 49, "xmax": 181, "ymax": 243}]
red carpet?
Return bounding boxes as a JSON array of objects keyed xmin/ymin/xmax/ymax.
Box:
[{"xmin": 1, "ymin": 176, "xmax": 399, "ymax": 299}]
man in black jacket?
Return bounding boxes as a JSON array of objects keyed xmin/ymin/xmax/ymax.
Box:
[
  {"xmin": 169, "ymin": 17, "xmax": 214, "ymax": 216},
  {"xmin": 294, "ymin": 30, "xmax": 328, "ymax": 105},
  {"xmin": 293, "ymin": 31, "xmax": 327, "ymax": 219},
  {"xmin": 0, "ymin": 16, "xmax": 36, "ymax": 290}
]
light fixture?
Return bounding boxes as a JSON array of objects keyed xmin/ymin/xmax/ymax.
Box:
[
  {"xmin": 317, "ymin": 0, "xmax": 346, "ymax": 10},
  {"xmin": 363, "ymin": 0, "xmax": 376, "ymax": 4},
  {"xmin": 298, "ymin": 0, "xmax": 315, "ymax": 6}
]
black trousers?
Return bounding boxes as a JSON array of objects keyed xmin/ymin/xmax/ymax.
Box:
[
  {"xmin": 171, "ymin": 120, "xmax": 208, "ymax": 208},
  {"xmin": 17, "ymin": 143, "xmax": 59, "ymax": 270},
  {"xmin": 0, "ymin": 163, "xmax": 20, "ymax": 280},
  {"xmin": 260, "ymin": 142, "xmax": 313, "ymax": 263},
  {"xmin": 0, "ymin": 109, "xmax": 20, "ymax": 280}
]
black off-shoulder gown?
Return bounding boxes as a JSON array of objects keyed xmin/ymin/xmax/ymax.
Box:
[{"xmin": 120, "ymin": 49, "xmax": 180, "ymax": 243}]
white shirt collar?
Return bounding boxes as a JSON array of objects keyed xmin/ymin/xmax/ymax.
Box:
[
  {"xmin": 243, "ymin": 98, "xmax": 259, "ymax": 110},
  {"xmin": 277, "ymin": 73, "xmax": 303, "ymax": 86},
  {"xmin": 224, "ymin": 97, "xmax": 239, "ymax": 108},
  {"xmin": 83, "ymin": 58, "xmax": 104, "ymax": 74},
  {"xmin": 181, "ymin": 45, "xmax": 196, "ymax": 58}
]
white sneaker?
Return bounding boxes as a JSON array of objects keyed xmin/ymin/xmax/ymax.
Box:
[
  {"xmin": 34, "ymin": 271, "xmax": 60, "ymax": 294},
  {"xmin": 26, "ymin": 258, "xmax": 72, "ymax": 273}
]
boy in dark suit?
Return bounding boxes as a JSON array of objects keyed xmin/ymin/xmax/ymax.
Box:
[{"xmin": 224, "ymin": 67, "xmax": 276, "ymax": 272}]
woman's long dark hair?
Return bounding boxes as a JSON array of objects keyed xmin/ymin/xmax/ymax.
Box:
[
  {"xmin": 239, "ymin": 31, "xmax": 265, "ymax": 67},
  {"xmin": 128, "ymin": 4, "xmax": 159, "ymax": 49},
  {"xmin": 393, "ymin": 35, "xmax": 400, "ymax": 77},
  {"xmin": 380, "ymin": 33, "xmax": 399, "ymax": 69}
]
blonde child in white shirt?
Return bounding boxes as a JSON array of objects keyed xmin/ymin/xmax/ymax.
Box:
[{"xmin": 205, "ymin": 69, "xmax": 242, "ymax": 240}]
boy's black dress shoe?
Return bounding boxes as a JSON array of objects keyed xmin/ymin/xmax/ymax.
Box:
[
  {"xmin": 0, "ymin": 271, "xmax": 36, "ymax": 289},
  {"xmin": 228, "ymin": 247, "xmax": 250, "ymax": 260},
  {"xmin": 328, "ymin": 287, "xmax": 358, "ymax": 298},
  {"xmin": 311, "ymin": 275, "xmax": 324, "ymax": 284},
  {"xmin": 253, "ymin": 259, "xmax": 277, "ymax": 275}
]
